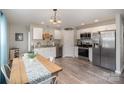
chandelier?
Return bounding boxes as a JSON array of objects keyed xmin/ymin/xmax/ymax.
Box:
[{"xmin": 49, "ymin": 9, "xmax": 62, "ymax": 24}]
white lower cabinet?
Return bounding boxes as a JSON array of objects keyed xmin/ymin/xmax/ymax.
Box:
[
  {"xmin": 63, "ymin": 30, "xmax": 75, "ymax": 57},
  {"xmin": 49, "ymin": 47, "xmax": 56, "ymax": 58},
  {"xmin": 34, "ymin": 47, "xmax": 56, "ymax": 58},
  {"xmin": 88, "ymin": 48, "xmax": 92, "ymax": 62},
  {"xmin": 74, "ymin": 46, "xmax": 78, "ymax": 57}
]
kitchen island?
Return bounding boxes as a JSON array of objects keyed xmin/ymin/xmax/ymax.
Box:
[{"xmin": 34, "ymin": 46, "xmax": 56, "ymax": 58}]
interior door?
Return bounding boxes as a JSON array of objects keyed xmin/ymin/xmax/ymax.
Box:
[
  {"xmin": 63, "ymin": 30, "xmax": 74, "ymax": 57},
  {"xmin": 100, "ymin": 31, "xmax": 116, "ymax": 71}
]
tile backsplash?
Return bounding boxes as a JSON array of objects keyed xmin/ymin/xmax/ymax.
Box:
[{"xmin": 32, "ymin": 39, "xmax": 62, "ymax": 48}]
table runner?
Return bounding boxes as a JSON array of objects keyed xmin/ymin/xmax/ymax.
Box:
[{"xmin": 22, "ymin": 57, "xmax": 52, "ymax": 84}]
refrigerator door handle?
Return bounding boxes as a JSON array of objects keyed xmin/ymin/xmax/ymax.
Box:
[
  {"xmin": 99, "ymin": 33, "xmax": 102, "ymax": 48},
  {"xmin": 100, "ymin": 37, "xmax": 102, "ymax": 48}
]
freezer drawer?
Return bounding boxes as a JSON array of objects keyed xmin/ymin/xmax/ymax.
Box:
[
  {"xmin": 56, "ymin": 46, "xmax": 63, "ymax": 58},
  {"xmin": 100, "ymin": 48, "xmax": 116, "ymax": 71},
  {"xmin": 92, "ymin": 48, "xmax": 101, "ymax": 66}
]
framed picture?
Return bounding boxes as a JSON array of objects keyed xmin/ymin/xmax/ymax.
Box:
[{"xmin": 15, "ymin": 33, "xmax": 23, "ymax": 41}]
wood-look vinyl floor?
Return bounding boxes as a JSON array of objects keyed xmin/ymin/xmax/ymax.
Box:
[{"xmin": 55, "ymin": 57, "xmax": 124, "ymax": 84}]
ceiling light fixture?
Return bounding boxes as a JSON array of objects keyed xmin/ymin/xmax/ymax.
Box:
[
  {"xmin": 49, "ymin": 9, "xmax": 62, "ymax": 25},
  {"xmin": 81, "ymin": 23, "xmax": 85, "ymax": 25},
  {"xmin": 41, "ymin": 21, "xmax": 44, "ymax": 24},
  {"xmin": 94, "ymin": 19, "xmax": 99, "ymax": 23}
]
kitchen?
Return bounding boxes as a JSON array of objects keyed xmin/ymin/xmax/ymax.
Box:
[{"xmin": 1, "ymin": 9, "xmax": 124, "ymax": 84}]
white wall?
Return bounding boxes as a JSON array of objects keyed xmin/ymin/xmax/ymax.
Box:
[
  {"xmin": 115, "ymin": 14, "xmax": 124, "ymax": 74},
  {"xmin": 9, "ymin": 24, "xmax": 29, "ymax": 55}
]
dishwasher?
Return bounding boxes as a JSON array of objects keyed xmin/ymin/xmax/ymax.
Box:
[{"xmin": 56, "ymin": 46, "xmax": 63, "ymax": 58}]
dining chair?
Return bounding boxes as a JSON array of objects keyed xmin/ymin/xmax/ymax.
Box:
[
  {"xmin": 1, "ymin": 64, "xmax": 11, "ymax": 84},
  {"xmin": 49, "ymin": 57, "xmax": 55, "ymax": 63},
  {"xmin": 5, "ymin": 64, "xmax": 11, "ymax": 71},
  {"xmin": 38, "ymin": 76, "xmax": 57, "ymax": 84}
]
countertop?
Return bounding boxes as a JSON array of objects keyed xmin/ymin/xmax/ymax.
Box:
[
  {"xmin": 75, "ymin": 45, "xmax": 92, "ymax": 49},
  {"xmin": 34, "ymin": 45, "xmax": 63, "ymax": 48}
]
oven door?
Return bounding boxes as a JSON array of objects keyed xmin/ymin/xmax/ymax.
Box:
[{"xmin": 78, "ymin": 47, "xmax": 89, "ymax": 58}]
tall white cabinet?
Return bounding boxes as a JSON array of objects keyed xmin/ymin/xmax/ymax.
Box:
[
  {"xmin": 63, "ymin": 30, "xmax": 75, "ymax": 57},
  {"xmin": 74, "ymin": 46, "xmax": 78, "ymax": 57}
]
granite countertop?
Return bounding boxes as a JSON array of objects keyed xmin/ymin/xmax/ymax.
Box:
[
  {"xmin": 34, "ymin": 45, "xmax": 63, "ymax": 48},
  {"xmin": 34, "ymin": 45, "xmax": 56, "ymax": 48},
  {"xmin": 75, "ymin": 45, "xmax": 93, "ymax": 49}
]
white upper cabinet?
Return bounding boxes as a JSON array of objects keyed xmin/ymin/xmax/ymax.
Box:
[
  {"xmin": 76, "ymin": 24, "xmax": 116, "ymax": 39},
  {"xmin": 33, "ymin": 27, "xmax": 43, "ymax": 39},
  {"xmin": 76, "ymin": 28, "xmax": 92, "ymax": 39},
  {"xmin": 105, "ymin": 24, "xmax": 116, "ymax": 30},
  {"xmin": 92, "ymin": 26, "xmax": 105, "ymax": 32},
  {"xmin": 77, "ymin": 29, "xmax": 82, "ymax": 39},
  {"xmin": 54, "ymin": 30, "xmax": 62, "ymax": 39},
  {"xmin": 92, "ymin": 24, "xmax": 116, "ymax": 32}
]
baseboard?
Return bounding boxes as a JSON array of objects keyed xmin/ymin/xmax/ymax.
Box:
[
  {"xmin": 63, "ymin": 55, "xmax": 75, "ymax": 58},
  {"xmin": 121, "ymin": 65, "xmax": 124, "ymax": 73},
  {"xmin": 115, "ymin": 70, "xmax": 121, "ymax": 74},
  {"xmin": 115, "ymin": 65, "xmax": 124, "ymax": 74}
]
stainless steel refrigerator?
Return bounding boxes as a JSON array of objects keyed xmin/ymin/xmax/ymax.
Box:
[{"xmin": 92, "ymin": 30, "xmax": 116, "ymax": 71}]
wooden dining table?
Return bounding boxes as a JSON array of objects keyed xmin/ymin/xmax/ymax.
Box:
[{"xmin": 9, "ymin": 54, "xmax": 62, "ymax": 84}]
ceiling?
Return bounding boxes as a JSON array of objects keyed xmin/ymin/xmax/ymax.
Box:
[{"xmin": 3, "ymin": 9, "xmax": 124, "ymax": 29}]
